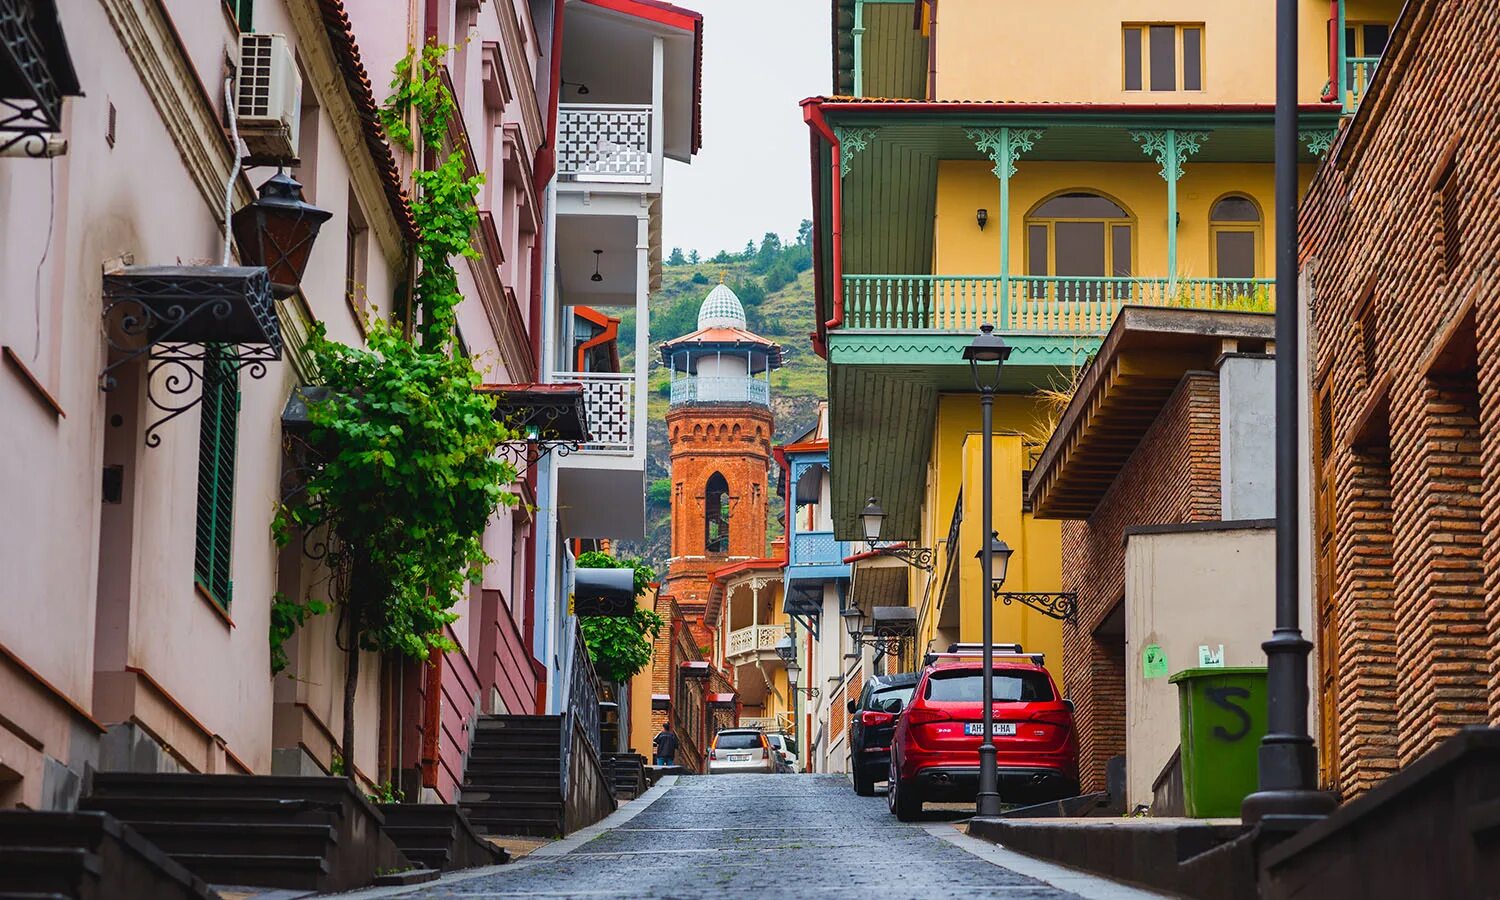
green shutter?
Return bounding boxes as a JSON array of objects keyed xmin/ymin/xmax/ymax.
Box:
[{"xmin": 194, "ymin": 347, "xmax": 240, "ymax": 609}]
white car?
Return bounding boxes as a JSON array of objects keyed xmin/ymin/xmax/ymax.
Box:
[
  {"xmin": 766, "ymin": 733, "xmax": 799, "ymax": 773},
  {"xmin": 707, "ymin": 729, "xmax": 777, "ymax": 774}
]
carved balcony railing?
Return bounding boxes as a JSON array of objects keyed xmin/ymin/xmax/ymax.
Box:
[
  {"xmin": 1344, "ymin": 56, "xmax": 1380, "ymax": 114},
  {"xmin": 727, "ymin": 624, "xmax": 786, "ymax": 661},
  {"xmin": 841, "ymin": 275, "xmax": 1274, "ymax": 334},
  {"xmin": 557, "ymin": 103, "xmax": 653, "ymax": 184},
  {"xmin": 789, "ymin": 531, "xmax": 852, "ymax": 570},
  {"xmin": 554, "ymin": 370, "xmax": 636, "ymax": 455}
]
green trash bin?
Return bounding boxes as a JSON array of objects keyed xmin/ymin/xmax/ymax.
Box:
[{"xmin": 1167, "ymin": 666, "xmax": 1267, "ymax": 818}]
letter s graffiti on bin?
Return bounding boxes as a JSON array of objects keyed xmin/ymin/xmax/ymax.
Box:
[{"xmin": 1206, "ymin": 686, "xmax": 1252, "ymax": 741}]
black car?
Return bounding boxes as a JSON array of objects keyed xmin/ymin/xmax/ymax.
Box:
[{"xmin": 847, "ymin": 672, "xmax": 919, "ymax": 796}]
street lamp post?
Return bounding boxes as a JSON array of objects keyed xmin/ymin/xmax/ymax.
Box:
[
  {"xmin": 963, "ymin": 324, "xmax": 1012, "ymax": 818},
  {"xmin": 1241, "ymin": 0, "xmax": 1336, "ymax": 826}
]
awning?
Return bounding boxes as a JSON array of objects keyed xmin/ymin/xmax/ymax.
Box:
[
  {"xmin": 1, "ymin": 0, "xmax": 83, "ymax": 136},
  {"xmin": 651, "ymin": 693, "xmax": 670, "ymax": 710},
  {"xmin": 475, "ymin": 383, "xmax": 589, "ymax": 442},
  {"xmin": 846, "ymin": 551, "xmax": 909, "ymax": 610},
  {"xmin": 706, "ymin": 692, "xmax": 736, "ymax": 708},
  {"xmin": 679, "ymin": 660, "xmax": 711, "ymax": 679}
]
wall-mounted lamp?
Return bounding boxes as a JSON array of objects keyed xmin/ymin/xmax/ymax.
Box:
[
  {"xmin": 591, "ymin": 249, "xmax": 603, "ymax": 283},
  {"xmin": 976, "ymin": 208, "xmax": 989, "ymax": 231},
  {"xmin": 562, "ymin": 79, "xmax": 590, "ymax": 95}
]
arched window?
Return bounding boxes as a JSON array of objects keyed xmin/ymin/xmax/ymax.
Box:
[
  {"xmin": 1026, "ymin": 192, "xmax": 1134, "ymax": 284},
  {"xmin": 705, "ymin": 472, "xmax": 730, "ymax": 554},
  {"xmin": 1210, "ymin": 195, "xmax": 1262, "ymax": 279}
]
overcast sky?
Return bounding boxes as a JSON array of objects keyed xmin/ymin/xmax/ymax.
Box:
[{"xmin": 660, "ymin": 1, "xmax": 830, "ymax": 257}]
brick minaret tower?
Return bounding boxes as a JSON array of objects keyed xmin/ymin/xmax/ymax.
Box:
[{"xmin": 660, "ymin": 280, "xmax": 784, "ymax": 644}]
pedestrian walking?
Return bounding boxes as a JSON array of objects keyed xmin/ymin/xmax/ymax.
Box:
[{"xmin": 653, "ymin": 723, "xmax": 679, "ymax": 767}]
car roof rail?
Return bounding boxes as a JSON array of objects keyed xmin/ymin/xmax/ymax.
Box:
[{"xmin": 922, "ymin": 647, "xmax": 1045, "ymax": 667}]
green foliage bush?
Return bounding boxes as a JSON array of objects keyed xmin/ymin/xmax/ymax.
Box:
[{"xmin": 574, "ymin": 551, "xmax": 663, "ymax": 683}]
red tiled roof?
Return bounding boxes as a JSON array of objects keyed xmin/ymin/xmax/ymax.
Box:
[
  {"xmin": 803, "ymin": 96, "xmax": 1340, "ymax": 115},
  {"xmin": 316, "ymin": 0, "xmax": 418, "ymax": 241}
]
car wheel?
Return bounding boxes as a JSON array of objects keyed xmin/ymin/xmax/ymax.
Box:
[
  {"xmin": 853, "ymin": 766, "xmax": 876, "ymax": 797},
  {"xmin": 889, "ymin": 776, "xmax": 923, "ymax": 821}
]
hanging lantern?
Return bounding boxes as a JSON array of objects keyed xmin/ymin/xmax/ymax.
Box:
[{"xmin": 231, "ymin": 171, "xmax": 333, "ymax": 298}]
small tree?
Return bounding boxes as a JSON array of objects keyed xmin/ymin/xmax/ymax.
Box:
[
  {"xmin": 574, "ymin": 551, "xmax": 663, "ymax": 683},
  {"xmin": 667, "ymin": 247, "xmax": 686, "ymax": 266},
  {"xmin": 688, "ymin": 249, "xmax": 701, "ymax": 265}
]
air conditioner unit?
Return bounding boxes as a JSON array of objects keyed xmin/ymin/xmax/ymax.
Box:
[{"xmin": 236, "ymin": 33, "xmax": 301, "ymax": 162}]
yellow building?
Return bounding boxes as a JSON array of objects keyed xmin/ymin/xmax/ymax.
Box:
[{"xmin": 809, "ymin": 0, "xmax": 1398, "ymax": 694}]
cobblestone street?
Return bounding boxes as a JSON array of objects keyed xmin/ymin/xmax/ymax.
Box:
[{"xmin": 356, "ymin": 775, "xmax": 1154, "ymax": 899}]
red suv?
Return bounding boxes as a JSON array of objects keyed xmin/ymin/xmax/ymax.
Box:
[{"xmin": 887, "ymin": 646, "xmax": 1079, "ymax": 820}]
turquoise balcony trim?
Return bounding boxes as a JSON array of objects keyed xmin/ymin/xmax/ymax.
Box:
[
  {"xmin": 841, "ymin": 274, "xmax": 1273, "ymax": 334},
  {"xmin": 1344, "ymin": 57, "xmax": 1379, "ymax": 114}
]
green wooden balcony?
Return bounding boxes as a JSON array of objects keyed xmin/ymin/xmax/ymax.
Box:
[
  {"xmin": 1344, "ymin": 57, "xmax": 1380, "ymax": 114},
  {"xmin": 841, "ymin": 274, "xmax": 1273, "ymax": 334}
]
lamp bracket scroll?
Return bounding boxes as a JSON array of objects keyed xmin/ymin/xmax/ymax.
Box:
[{"xmin": 992, "ymin": 589, "xmax": 1077, "ymax": 621}]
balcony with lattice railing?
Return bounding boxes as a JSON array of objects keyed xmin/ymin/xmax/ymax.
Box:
[
  {"xmin": 553, "ymin": 370, "xmax": 637, "ymax": 456},
  {"xmin": 557, "ymin": 104, "xmax": 654, "ymax": 184}
]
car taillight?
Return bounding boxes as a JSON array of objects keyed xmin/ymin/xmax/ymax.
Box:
[
  {"xmin": 1029, "ymin": 708, "xmax": 1073, "ymax": 727},
  {"xmin": 709, "ymin": 749, "xmax": 717, "ymax": 759},
  {"xmin": 761, "ymin": 747, "xmax": 769, "ymax": 759},
  {"xmin": 859, "ymin": 711, "xmax": 895, "ymax": 727},
  {"xmin": 905, "ymin": 707, "xmax": 951, "ymax": 726}
]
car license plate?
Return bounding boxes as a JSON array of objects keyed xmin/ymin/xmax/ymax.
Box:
[
  {"xmin": 728, "ymin": 753, "xmax": 751, "ymax": 761},
  {"xmin": 964, "ymin": 723, "xmax": 1016, "ymax": 736}
]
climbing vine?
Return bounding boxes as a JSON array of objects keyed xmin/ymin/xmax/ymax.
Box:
[
  {"xmin": 378, "ymin": 43, "xmax": 483, "ymax": 348},
  {"xmin": 270, "ymin": 44, "xmax": 516, "ymax": 769},
  {"xmin": 575, "ymin": 552, "xmax": 664, "ymax": 684}
]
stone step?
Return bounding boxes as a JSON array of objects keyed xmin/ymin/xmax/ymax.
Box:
[
  {"xmin": 459, "ymin": 814, "xmax": 562, "ymax": 838},
  {"xmin": 127, "ymin": 821, "xmax": 337, "ymax": 856},
  {"xmin": 170, "ymin": 853, "xmax": 329, "ymax": 891},
  {"xmin": 457, "ymin": 798, "xmax": 564, "ymax": 820}
]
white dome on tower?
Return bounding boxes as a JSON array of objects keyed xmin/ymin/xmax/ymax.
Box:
[{"xmin": 697, "ymin": 282, "xmax": 747, "ymax": 329}]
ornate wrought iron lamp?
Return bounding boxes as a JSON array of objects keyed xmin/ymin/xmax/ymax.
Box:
[
  {"xmin": 230, "ymin": 171, "xmax": 334, "ymax": 298},
  {"xmin": 975, "ymin": 532, "xmax": 1077, "ymax": 620},
  {"xmin": 963, "ymin": 322, "xmax": 1012, "ymax": 819},
  {"xmin": 784, "ymin": 659, "xmax": 819, "ymax": 698},
  {"xmin": 859, "ymin": 497, "xmax": 935, "ymax": 570}
]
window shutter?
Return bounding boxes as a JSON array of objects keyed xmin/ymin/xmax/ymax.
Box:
[
  {"xmin": 1440, "ymin": 166, "xmax": 1461, "ymax": 278},
  {"xmin": 194, "ymin": 347, "xmax": 240, "ymax": 608}
]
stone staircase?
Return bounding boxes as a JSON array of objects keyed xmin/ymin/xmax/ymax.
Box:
[
  {"xmin": 0, "ymin": 810, "xmax": 215, "ymax": 900},
  {"xmin": 458, "ymin": 715, "xmax": 567, "ymax": 837},
  {"xmin": 376, "ymin": 803, "xmax": 508, "ymax": 871},
  {"xmin": 80, "ymin": 773, "xmax": 411, "ymax": 893},
  {"xmin": 604, "ymin": 752, "xmax": 648, "ymax": 800}
]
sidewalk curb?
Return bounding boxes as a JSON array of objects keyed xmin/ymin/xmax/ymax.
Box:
[
  {"xmin": 330, "ymin": 776, "xmax": 680, "ymax": 898},
  {"xmin": 923, "ymin": 823, "xmax": 1170, "ymax": 900}
]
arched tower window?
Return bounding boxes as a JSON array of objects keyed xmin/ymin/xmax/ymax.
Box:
[{"xmin": 705, "ymin": 472, "xmax": 731, "ymax": 554}]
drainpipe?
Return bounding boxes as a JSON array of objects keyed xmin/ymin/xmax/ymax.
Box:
[
  {"xmin": 852, "ymin": 0, "xmax": 865, "ymax": 97},
  {"xmin": 926, "ymin": 0, "xmax": 938, "ymax": 99},
  {"xmin": 1322, "ymin": 0, "xmax": 1340, "ymax": 103},
  {"xmin": 803, "ymin": 103, "xmax": 844, "ymax": 341}
]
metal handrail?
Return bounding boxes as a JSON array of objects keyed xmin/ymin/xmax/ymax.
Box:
[{"xmin": 557, "ymin": 616, "xmax": 604, "ymax": 791}]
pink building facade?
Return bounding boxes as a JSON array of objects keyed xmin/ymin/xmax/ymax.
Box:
[{"xmin": 0, "ymin": 0, "xmax": 563, "ymax": 809}]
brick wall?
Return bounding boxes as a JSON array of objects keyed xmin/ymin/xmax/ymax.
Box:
[
  {"xmin": 1062, "ymin": 373, "xmax": 1222, "ymax": 791},
  {"xmin": 1300, "ymin": 0, "xmax": 1499, "ymax": 799},
  {"xmin": 664, "ymin": 404, "xmax": 776, "ymax": 617}
]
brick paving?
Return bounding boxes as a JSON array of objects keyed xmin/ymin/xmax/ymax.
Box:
[{"xmin": 399, "ymin": 775, "xmax": 1079, "ymax": 898}]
